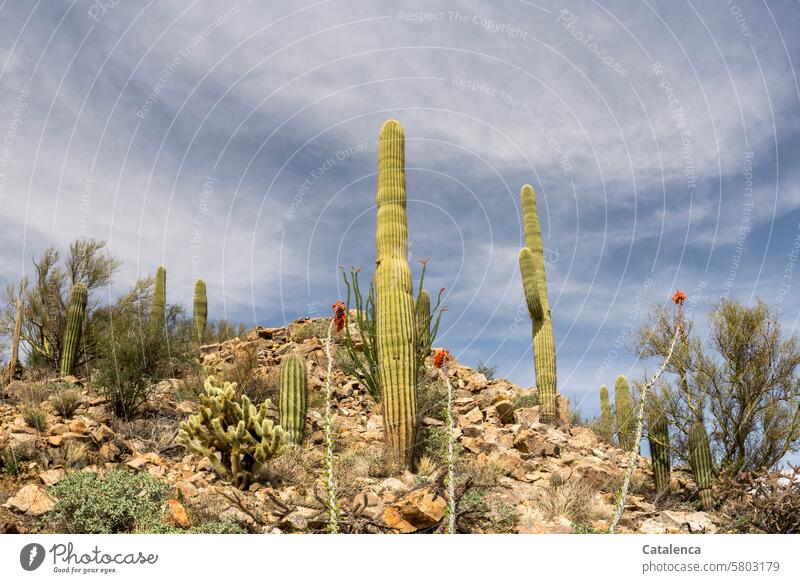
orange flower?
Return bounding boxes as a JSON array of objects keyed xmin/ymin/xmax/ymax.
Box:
[
  {"xmin": 332, "ymin": 301, "xmax": 347, "ymax": 333},
  {"xmin": 433, "ymin": 348, "xmax": 452, "ymax": 369},
  {"xmin": 672, "ymin": 290, "xmax": 687, "ymax": 305}
]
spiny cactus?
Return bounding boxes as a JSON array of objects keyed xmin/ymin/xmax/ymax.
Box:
[
  {"xmin": 374, "ymin": 119, "xmax": 418, "ymax": 469},
  {"xmin": 416, "ymin": 288, "xmax": 431, "ymax": 355},
  {"xmin": 518, "ymin": 184, "xmax": 557, "ymax": 423},
  {"xmin": 150, "ymin": 266, "xmax": 166, "ymax": 337},
  {"xmin": 615, "ymin": 375, "xmax": 635, "ymax": 450},
  {"xmin": 689, "ymin": 421, "xmax": 714, "ymax": 510},
  {"xmin": 193, "ymin": 279, "xmax": 207, "ymax": 344},
  {"xmin": 60, "ymin": 284, "xmax": 88, "ymax": 377},
  {"xmin": 648, "ymin": 413, "xmax": 671, "ymax": 494},
  {"xmin": 279, "ymin": 354, "xmax": 308, "ymax": 445},
  {"xmin": 599, "ymin": 385, "xmax": 613, "ymax": 442},
  {"xmin": 176, "ymin": 376, "xmax": 286, "ymax": 489}
]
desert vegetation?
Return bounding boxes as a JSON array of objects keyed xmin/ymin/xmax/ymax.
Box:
[{"xmin": 0, "ymin": 120, "xmax": 797, "ymax": 535}]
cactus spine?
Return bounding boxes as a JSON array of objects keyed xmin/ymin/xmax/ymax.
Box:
[
  {"xmin": 648, "ymin": 413, "xmax": 671, "ymax": 494},
  {"xmin": 518, "ymin": 185, "xmax": 557, "ymax": 423},
  {"xmin": 599, "ymin": 385, "xmax": 613, "ymax": 441},
  {"xmin": 615, "ymin": 375, "xmax": 635, "ymax": 450},
  {"xmin": 375, "ymin": 119, "xmax": 418, "ymax": 469},
  {"xmin": 279, "ymin": 354, "xmax": 308, "ymax": 445},
  {"xmin": 193, "ymin": 279, "xmax": 208, "ymax": 344},
  {"xmin": 60, "ymin": 284, "xmax": 88, "ymax": 377},
  {"xmin": 416, "ymin": 288, "xmax": 431, "ymax": 355},
  {"xmin": 689, "ymin": 421, "xmax": 714, "ymax": 510},
  {"xmin": 150, "ymin": 266, "xmax": 166, "ymax": 337}
]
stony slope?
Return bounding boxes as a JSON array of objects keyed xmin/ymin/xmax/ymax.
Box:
[{"xmin": 0, "ymin": 317, "xmax": 720, "ymax": 534}]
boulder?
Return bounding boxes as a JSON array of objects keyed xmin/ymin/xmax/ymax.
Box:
[
  {"xmin": 4, "ymin": 485, "xmax": 55, "ymax": 516},
  {"xmin": 382, "ymin": 487, "xmax": 446, "ymax": 533},
  {"xmin": 165, "ymin": 499, "xmax": 190, "ymax": 528}
]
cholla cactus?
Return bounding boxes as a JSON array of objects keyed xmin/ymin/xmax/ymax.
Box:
[
  {"xmin": 518, "ymin": 185, "xmax": 557, "ymax": 423},
  {"xmin": 689, "ymin": 421, "xmax": 714, "ymax": 510},
  {"xmin": 648, "ymin": 413, "xmax": 671, "ymax": 494},
  {"xmin": 60, "ymin": 284, "xmax": 88, "ymax": 377},
  {"xmin": 599, "ymin": 385, "xmax": 613, "ymax": 442},
  {"xmin": 614, "ymin": 375, "xmax": 635, "ymax": 450},
  {"xmin": 176, "ymin": 376, "xmax": 286, "ymax": 489},
  {"xmin": 279, "ymin": 354, "xmax": 308, "ymax": 445},
  {"xmin": 193, "ymin": 279, "xmax": 207, "ymax": 344}
]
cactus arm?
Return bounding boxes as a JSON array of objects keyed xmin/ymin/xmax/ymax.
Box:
[{"xmin": 60, "ymin": 283, "xmax": 88, "ymax": 377}]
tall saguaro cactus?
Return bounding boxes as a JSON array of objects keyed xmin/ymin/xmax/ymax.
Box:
[
  {"xmin": 689, "ymin": 421, "xmax": 714, "ymax": 510},
  {"xmin": 280, "ymin": 354, "xmax": 308, "ymax": 445},
  {"xmin": 648, "ymin": 413, "xmax": 671, "ymax": 494},
  {"xmin": 374, "ymin": 119, "xmax": 418, "ymax": 469},
  {"xmin": 599, "ymin": 385, "xmax": 613, "ymax": 441},
  {"xmin": 193, "ymin": 279, "xmax": 208, "ymax": 344},
  {"xmin": 150, "ymin": 266, "xmax": 166, "ymax": 337},
  {"xmin": 615, "ymin": 375, "xmax": 635, "ymax": 450},
  {"xmin": 518, "ymin": 184, "xmax": 557, "ymax": 422},
  {"xmin": 60, "ymin": 284, "xmax": 88, "ymax": 377}
]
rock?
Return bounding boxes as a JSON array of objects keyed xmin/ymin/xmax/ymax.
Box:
[
  {"xmin": 91, "ymin": 424, "xmax": 114, "ymax": 442},
  {"xmin": 279, "ymin": 507, "xmax": 318, "ymax": 531},
  {"xmin": 47, "ymin": 435, "xmax": 63, "ymax": 447},
  {"xmin": 556, "ymin": 395, "xmax": 570, "ymax": 425},
  {"xmin": 494, "ymin": 401, "xmax": 515, "ymax": 425},
  {"xmin": 125, "ymin": 452, "xmax": 164, "ymax": 469},
  {"xmin": 0, "ymin": 519, "xmax": 19, "ymax": 534},
  {"xmin": 514, "ymin": 406, "xmax": 540, "ymax": 427},
  {"xmin": 513, "ymin": 430, "xmax": 560, "ymax": 457},
  {"xmin": 39, "ymin": 468, "xmax": 66, "ymax": 486},
  {"xmin": 382, "ymin": 487, "xmax": 446, "ymax": 533},
  {"xmin": 656, "ymin": 511, "xmax": 718, "ymax": 534},
  {"xmin": 568, "ymin": 427, "xmax": 599, "ymax": 450},
  {"xmin": 9, "ymin": 432, "xmax": 37, "ymax": 456},
  {"xmin": 4, "ymin": 485, "xmax": 55, "ymax": 516},
  {"xmin": 175, "ymin": 480, "xmax": 200, "ymax": 499},
  {"xmin": 176, "ymin": 401, "xmax": 195, "ymax": 414},
  {"xmin": 459, "ymin": 406, "xmax": 483, "ymax": 426},
  {"xmin": 165, "ymin": 499, "xmax": 190, "ymax": 528},
  {"xmin": 640, "ymin": 518, "xmax": 668, "ymax": 534},
  {"xmin": 352, "ymin": 490, "xmax": 384, "ymax": 520},
  {"xmin": 378, "ymin": 477, "xmax": 408, "ymax": 494}
]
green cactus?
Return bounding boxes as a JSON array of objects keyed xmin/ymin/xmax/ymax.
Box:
[
  {"xmin": 599, "ymin": 385, "xmax": 613, "ymax": 441},
  {"xmin": 280, "ymin": 354, "xmax": 308, "ymax": 445},
  {"xmin": 374, "ymin": 119, "xmax": 418, "ymax": 469},
  {"xmin": 615, "ymin": 375, "xmax": 635, "ymax": 450},
  {"xmin": 648, "ymin": 413, "xmax": 671, "ymax": 494},
  {"xmin": 150, "ymin": 266, "xmax": 166, "ymax": 337},
  {"xmin": 176, "ymin": 376, "xmax": 286, "ymax": 489},
  {"xmin": 416, "ymin": 288, "xmax": 431, "ymax": 356},
  {"xmin": 518, "ymin": 185, "xmax": 557, "ymax": 423},
  {"xmin": 193, "ymin": 279, "xmax": 208, "ymax": 344},
  {"xmin": 60, "ymin": 283, "xmax": 88, "ymax": 377},
  {"xmin": 688, "ymin": 421, "xmax": 714, "ymax": 510}
]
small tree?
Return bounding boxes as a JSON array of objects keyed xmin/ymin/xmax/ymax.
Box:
[{"xmin": 636, "ymin": 298, "xmax": 800, "ymax": 478}]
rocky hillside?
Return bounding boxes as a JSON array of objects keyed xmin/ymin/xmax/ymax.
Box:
[{"xmin": 0, "ymin": 317, "xmax": 721, "ymax": 534}]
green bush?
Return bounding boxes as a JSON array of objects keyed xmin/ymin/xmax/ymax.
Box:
[
  {"xmin": 48, "ymin": 470, "xmax": 170, "ymax": 533},
  {"xmin": 51, "ymin": 388, "xmax": 82, "ymax": 418},
  {"xmin": 21, "ymin": 403, "xmax": 47, "ymax": 431}
]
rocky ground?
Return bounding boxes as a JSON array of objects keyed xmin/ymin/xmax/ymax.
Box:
[{"xmin": 0, "ymin": 317, "xmax": 721, "ymax": 534}]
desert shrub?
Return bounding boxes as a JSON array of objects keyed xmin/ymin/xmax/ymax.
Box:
[
  {"xmin": 0, "ymin": 450, "xmax": 21, "ymax": 476},
  {"xmin": 533, "ymin": 473, "xmax": 603, "ymax": 524},
  {"xmin": 206, "ymin": 319, "xmax": 247, "ymax": 343},
  {"xmin": 51, "ymin": 388, "xmax": 82, "ymax": 418},
  {"xmin": 142, "ymin": 520, "xmax": 245, "ymax": 534},
  {"xmin": 48, "ymin": 470, "xmax": 170, "ymax": 533},
  {"xmin": 475, "ymin": 361, "xmax": 497, "ymax": 380},
  {"xmin": 417, "ymin": 370, "xmax": 447, "ymax": 420},
  {"xmin": 514, "ymin": 393, "xmax": 539, "ymax": 408},
  {"xmin": 418, "ymin": 426, "xmax": 463, "ymax": 467},
  {"xmin": 21, "ymin": 403, "xmax": 47, "ymax": 431},
  {"xmin": 221, "ymin": 344, "xmax": 277, "ymax": 404},
  {"xmin": 291, "ymin": 319, "xmax": 329, "ymax": 342},
  {"xmin": 17, "ymin": 382, "xmax": 52, "ymax": 405},
  {"xmin": 720, "ymin": 466, "xmax": 800, "ymax": 533}
]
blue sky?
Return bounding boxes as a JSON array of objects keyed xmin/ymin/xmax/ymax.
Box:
[{"xmin": 1, "ymin": 0, "xmax": 800, "ymax": 422}]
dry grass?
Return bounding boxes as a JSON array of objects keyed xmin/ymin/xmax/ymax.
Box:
[
  {"xmin": 531, "ymin": 472, "xmax": 607, "ymax": 524},
  {"xmin": 51, "ymin": 389, "xmax": 83, "ymax": 418}
]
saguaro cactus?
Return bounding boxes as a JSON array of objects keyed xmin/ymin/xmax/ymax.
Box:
[
  {"xmin": 615, "ymin": 375, "xmax": 635, "ymax": 450},
  {"xmin": 374, "ymin": 119, "xmax": 418, "ymax": 469},
  {"xmin": 599, "ymin": 385, "xmax": 613, "ymax": 441},
  {"xmin": 60, "ymin": 284, "xmax": 88, "ymax": 377},
  {"xmin": 648, "ymin": 413, "xmax": 671, "ymax": 494},
  {"xmin": 518, "ymin": 185, "xmax": 557, "ymax": 422},
  {"xmin": 193, "ymin": 279, "xmax": 208, "ymax": 344},
  {"xmin": 689, "ymin": 421, "xmax": 714, "ymax": 510},
  {"xmin": 416, "ymin": 288, "xmax": 431, "ymax": 355},
  {"xmin": 150, "ymin": 266, "xmax": 166, "ymax": 337},
  {"xmin": 280, "ymin": 354, "xmax": 308, "ymax": 445}
]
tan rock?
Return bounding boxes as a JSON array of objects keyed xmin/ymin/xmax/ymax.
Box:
[
  {"xmin": 494, "ymin": 401, "xmax": 515, "ymax": 425},
  {"xmin": 91, "ymin": 424, "xmax": 114, "ymax": 442},
  {"xmin": 39, "ymin": 468, "xmax": 66, "ymax": 486},
  {"xmin": 513, "ymin": 431, "xmax": 560, "ymax": 457},
  {"xmin": 383, "ymin": 487, "xmax": 446, "ymax": 533},
  {"xmin": 556, "ymin": 395, "xmax": 570, "ymax": 425},
  {"xmin": 4, "ymin": 485, "xmax": 55, "ymax": 516},
  {"xmin": 69, "ymin": 418, "xmax": 87, "ymax": 434},
  {"xmin": 126, "ymin": 452, "xmax": 164, "ymax": 469},
  {"xmin": 459, "ymin": 406, "xmax": 483, "ymax": 426},
  {"xmin": 165, "ymin": 499, "xmax": 190, "ymax": 528},
  {"xmin": 514, "ymin": 406, "xmax": 540, "ymax": 427}
]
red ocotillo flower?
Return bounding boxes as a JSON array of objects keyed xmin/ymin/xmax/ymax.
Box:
[
  {"xmin": 332, "ymin": 301, "xmax": 347, "ymax": 333},
  {"xmin": 433, "ymin": 348, "xmax": 452, "ymax": 369},
  {"xmin": 672, "ymin": 290, "xmax": 686, "ymax": 305}
]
